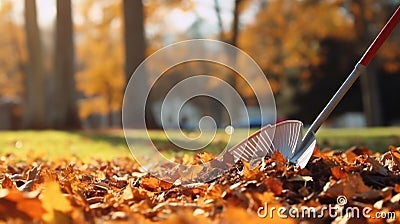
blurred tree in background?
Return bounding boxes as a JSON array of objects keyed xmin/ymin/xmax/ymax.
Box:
[
  {"xmin": 23, "ymin": 0, "xmax": 46, "ymax": 129},
  {"xmin": 76, "ymin": 0, "xmax": 125, "ymax": 128},
  {"xmin": 52, "ymin": 0, "xmax": 81, "ymax": 129},
  {"xmin": 0, "ymin": 1, "xmax": 24, "ymax": 129},
  {"xmin": 240, "ymin": 0, "xmax": 355, "ymax": 118},
  {"xmin": 349, "ymin": 0, "xmax": 400, "ymax": 126},
  {"xmin": 240, "ymin": 0, "xmax": 399, "ymax": 125},
  {"xmin": 122, "ymin": 0, "xmax": 158, "ymax": 128},
  {"xmin": 0, "ymin": 0, "xmax": 398, "ymax": 129}
]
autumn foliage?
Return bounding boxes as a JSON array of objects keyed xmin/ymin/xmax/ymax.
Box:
[{"xmin": 2, "ymin": 145, "xmax": 400, "ymax": 223}]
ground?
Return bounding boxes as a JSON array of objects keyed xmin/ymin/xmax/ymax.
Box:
[{"xmin": 0, "ymin": 129, "xmax": 400, "ymax": 223}]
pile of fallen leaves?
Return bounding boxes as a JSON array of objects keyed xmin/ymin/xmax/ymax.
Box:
[{"xmin": 2, "ymin": 145, "xmax": 400, "ymax": 223}]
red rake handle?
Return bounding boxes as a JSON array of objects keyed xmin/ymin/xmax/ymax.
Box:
[{"xmin": 360, "ymin": 5, "xmax": 400, "ymax": 66}]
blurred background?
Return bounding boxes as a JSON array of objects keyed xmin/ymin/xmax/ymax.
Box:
[{"xmin": 0, "ymin": 0, "xmax": 399, "ymax": 130}]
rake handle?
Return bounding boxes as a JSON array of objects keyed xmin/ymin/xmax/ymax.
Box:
[
  {"xmin": 303, "ymin": 5, "xmax": 400, "ymax": 140},
  {"xmin": 360, "ymin": 5, "xmax": 400, "ymax": 66}
]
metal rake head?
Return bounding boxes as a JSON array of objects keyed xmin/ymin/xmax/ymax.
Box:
[{"xmin": 226, "ymin": 120, "xmax": 315, "ymax": 168}]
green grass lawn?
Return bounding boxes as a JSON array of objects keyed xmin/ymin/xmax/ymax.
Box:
[
  {"xmin": 315, "ymin": 127, "xmax": 400, "ymax": 151},
  {"xmin": 0, "ymin": 127, "xmax": 399, "ymax": 161},
  {"xmin": 0, "ymin": 130, "xmax": 131, "ymax": 161}
]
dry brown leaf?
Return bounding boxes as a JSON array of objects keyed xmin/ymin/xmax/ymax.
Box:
[
  {"xmin": 1, "ymin": 176, "xmax": 17, "ymax": 190},
  {"xmin": 0, "ymin": 189, "xmax": 45, "ymax": 221},
  {"xmin": 345, "ymin": 150, "xmax": 358, "ymax": 163},
  {"xmin": 347, "ymin": 146, "xmax": 373, "ymax": 156},
  {"xmin": 159, "ymin": 179, "xmax": 174, "ymax": 191},
  {"xmin": 365, "ymin": 156, "xmax": 389, "ymax": 176},
  {"xmin": 389, "ymin": 145, "xmax": 400, "ymax": 170},
  {"xmin": 131, "ymin": 186, "xmax": 151, "ymax": 202},
  {"xmin": 140, "ymin": 176, "xmax": 160, "ymax": 191},
  {"xmin": 243, "ymin": 161, "xmax": 263, "ymax": 181},
  {"xmin": 312, "ymin": 146, "xmax": 329, "ymax": 160},
  {"xmin": 1, "ymin": 144, "xmax": 400, "ymax": 222},
  {"xmin": 394, "ymin": 184, "xmax": 400, "ymax": 193},
  {"xmin": 323, "ymin": 173, "xmax": 371, "ymax": 199},
  {"xmin": 195, "ymin": 152, "xmax": 215, "ymax": 164},
  {"xmin": 271, "ymin": 151, "xmax": 286, "ymax": 164},
  {"xmin": 263, "ymin": 177, "xmax": 283, "ymax": 196},
  {"xmin": 331, "ymin": 166, "xmax": 347, "ymax": 180}
]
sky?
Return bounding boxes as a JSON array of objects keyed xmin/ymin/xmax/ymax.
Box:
[
  {"xmin": 5, "ymin": 0, "xmax": 55, "ymax": 26},
  {"xmin": 36, "ymin": 0, "xmax": 56, "ymax": 27}
]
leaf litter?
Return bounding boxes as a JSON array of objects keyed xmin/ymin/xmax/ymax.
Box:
[{"xmin": 1, "ymin": 145, "xmax": 400, "ymax": 223}]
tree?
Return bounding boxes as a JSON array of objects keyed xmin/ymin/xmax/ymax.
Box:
[
  {"xmin": 123, "ymin": 0, "xmax": 146, "ymax": 81},
  {"xmin": 75, "ymin": 0, "xmax": 195, "ymax": 128},
  {"xmin": 239, "ymin": 0, "xmax": 354, "ymax": 118},
  {"xmin": 348, "ymin": 0, "xmax": 399, "ymax": 126},
  {"xmin": 122, "ymin": 0, "xmax": 157, "ymax": 128},
  {"xmin": 0, "ymin": 0, "xmax": 24, "ymax": 99},
  {"xmin": 212, "ymin": 0, "xmax": 246, "ymax": 126},
  {"xmin": 75, "ymin": 0, "xmax": 125, "ymax": 128},
  {"xmin": 23, "ymin": 0, "xmax": 46, "ymax": 129},
  {"xmin": 52, "ymin": 0, "xmax": 80, "ymax": 129},
  {"xmin": 0, "ymin": 1, "xmax": 24, "ymax": 129},
  {"xmin": 213, "ymin": 0, "xmax": 225, "ymax": 41},
  {"xmin": 230, "ymin": 0, "xmax": 243, "ymax": 46}
]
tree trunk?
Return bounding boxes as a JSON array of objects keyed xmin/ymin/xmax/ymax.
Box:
[
  {"xmin": 216, "ymin": 0, "xmax": 242, "ymax": 127},
  {"xmin": 123, "ymin": 0, "xmax": 146, "ymax": 79},
  {"xmin": 352, "ymin": 0, "xmax": 383, "ymax": 126},
  {"xmin": 122, "ymin": 0, "xmax": 157, "ymax": 128},
  {"xmin": 23, "ymin": 0, "xmax": 46, "ymax": 129},
  {"xmin": 52, "ymin": 0, "xmax": 81, "ymax": 129},
  {"xmin": 213, "ymin": 0, "xmax": 225, "ymax": 41},
  {"xmin": 230, "ymin": 0, "xmax": 242, "ymax": 47},
  {"xmin": 360, "ymin": 61, "xmax": 383, "ymax": 126}
]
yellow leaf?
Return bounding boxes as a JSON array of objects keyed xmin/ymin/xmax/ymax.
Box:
[
  {"xmin": 40, "ymin": 182, "xmax": 72, "ymax": 223},
  {"xmin": 243, "ymin": 161, "xmax": 263, "ymax": 181},
  {"xmin": 253, "ymin": 192, "xmax": 275, "ymax": 204}
]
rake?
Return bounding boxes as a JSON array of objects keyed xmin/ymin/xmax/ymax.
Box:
[{"xmin": 226, "ymin": 5, "xmax": 400, "ymax": 169}]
